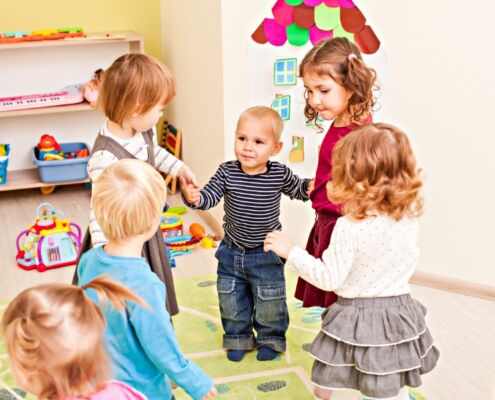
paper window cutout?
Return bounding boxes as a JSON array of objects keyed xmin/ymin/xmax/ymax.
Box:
[
  {"xmin": 274, "ymin": 58, "xmax": 297, "ymax": 86},
  {"xmin": 289, "ymin": 136, "xmax": 304, "ymax": 163},
  {"xmin": 271, "ymin": 95, "xmax": 291, "ymax": 120}
]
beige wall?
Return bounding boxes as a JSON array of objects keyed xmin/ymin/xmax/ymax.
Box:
[
  {"xmin": 162, "ymin": 0, "xmax": 495, "ymax": 286},
  {"xmin": 160, "ymin": 0, "xmax": 225, "ymax": 187}
]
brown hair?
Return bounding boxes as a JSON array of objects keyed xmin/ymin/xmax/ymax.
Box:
[
  {"xmin": 2, "ymin": 277, "xmax": 145, "ymax": 399},
  {"xmin": 98, "ymin": 53, "xmax": 176, "ymax": 125},
  {"xmin": 327, "ymin": 123, "xmax": 423, "ymax": 220},
  {"xmin": 300, "ymin": 37, "xmax": 377, "ymax": 126},
  {"xmin": 91, "ymin": 159, "xmax": 167, "ymax": 242},
  {"xmin": 237, "ymin": 106, "xmax": 284, "ymax": 141}
]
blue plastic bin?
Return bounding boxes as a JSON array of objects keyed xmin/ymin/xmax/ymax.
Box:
[
  {"xmin": 33, "ymin": 142, "xmax": 90, "ymax": 183},
  {"xmin": 0, "ymin": 144, "xmax": 10, "ymax": 185}
]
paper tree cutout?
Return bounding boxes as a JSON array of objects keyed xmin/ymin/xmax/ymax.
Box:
[
  {"xmin": 271, "ymin": 95, "xmax": 291, "ymax": 120},
  {"xmin": 289, "ymin": 136, "xmax": 304, "ymax": 162},
  {"xmin": 251, "ymin": 0, "xmax": 380, "ymax": 54},
  {"xmin": 274, "ymin": 58, "xmax": 297, "ymax": 86}
]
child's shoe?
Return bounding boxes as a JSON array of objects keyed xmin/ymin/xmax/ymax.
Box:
[
  {"xmin": 256, "ymin": 346, "xmax": 279, "ymax": 361},
  {"xmin": 227, "ymin": 349, "xmax": 246, "ymax": 362}
]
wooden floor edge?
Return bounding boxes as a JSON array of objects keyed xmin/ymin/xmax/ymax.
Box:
[{"xmin": 411, "ymin": 271, "xmax": 495, "ymax": 301}]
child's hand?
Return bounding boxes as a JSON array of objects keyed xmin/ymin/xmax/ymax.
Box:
[
  {"xmin": 178, "ymin": 164, "xmax": 198, "ymax": 187},
  {"xmin": 181, "ymin": 177, "xmax": 201, "ymax": 206},
  {"xmin": 264, "ymin": 230, "xmax": 294, "ymax": 259},
  {"xmin": 307, "ymin": 179, "xmax": 315, "ymax": 195},
  {"xmin": 201, "ymin": 386, "xmax": 218, "ymax": 399}
]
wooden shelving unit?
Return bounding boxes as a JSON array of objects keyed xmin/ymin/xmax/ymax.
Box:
[
  {"xmin": 0, "ymin": 169, "xmax": 89, "ymax": 192},
  {"xmin": 0, "ymin": 102, "xmax": 94, "ymax": 119},
  {"xmin": 0, "ymin": 31, "xmax": 143, "ymax": 192}
]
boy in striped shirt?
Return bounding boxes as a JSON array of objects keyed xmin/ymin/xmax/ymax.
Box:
[{"xmin": 182, "ymin": 106, "xmax": 312, "ymax": 362}]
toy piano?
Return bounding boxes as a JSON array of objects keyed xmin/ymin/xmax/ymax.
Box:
[{"xmin": 0, "ymin": 84, "xmax": 84, "ymax": 112}]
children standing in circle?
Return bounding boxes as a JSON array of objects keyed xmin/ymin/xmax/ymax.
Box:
[
  {"xmin": 265, "ymin": 123, "xmax": 439, "ymax": 400},
  {"xmin": 2, "ymin": 277, "xmax": 148, "ymax": 399},
  {"xmin": 78, "ymin": 159, "xmax": 216, "ymax": 400},
  {"xmin": 182, "ymin": 106, "xmax": 312, "ymax": 362},
  {"xmin": 73, "ymin": 53, "xmax": 197, "ymax": 317},
  {"xmin": 295, "ymin": 37, "xmax": 377, "ymax": 308}
]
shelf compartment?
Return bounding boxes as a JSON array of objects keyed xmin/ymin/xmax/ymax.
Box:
[{"xmin": 0, "ymin": 169, "xmax": 89, "ymax": 192}]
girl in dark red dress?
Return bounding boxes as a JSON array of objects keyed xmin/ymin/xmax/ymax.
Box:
[{"xmin": 295, "ymin": 37, "xmax": 378, "ymax": 308}]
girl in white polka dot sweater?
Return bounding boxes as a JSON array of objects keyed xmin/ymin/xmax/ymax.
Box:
[{"xmin": 264, "ymin": 123, "xmax": 439, "ymax": 400}]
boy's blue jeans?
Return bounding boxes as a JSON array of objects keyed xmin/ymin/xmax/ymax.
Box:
[{"xmin": 215, "ymin": 236, "xmax": 289, "ymax": 352}]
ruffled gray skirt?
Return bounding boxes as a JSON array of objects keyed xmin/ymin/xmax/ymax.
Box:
[{"xmin": 309, "ymin": 294, "xmax": 439, "ymax": 399}]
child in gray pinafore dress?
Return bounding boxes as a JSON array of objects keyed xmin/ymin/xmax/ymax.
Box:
[
  {"xmin": 73, "ymin": 53, "xmax": 198, "ymax": 317},
  {"xmin": 264, "ymin": 123, "xmax": 439, "ymax": 400}
]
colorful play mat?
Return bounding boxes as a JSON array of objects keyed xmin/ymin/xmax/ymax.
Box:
[{"xmin": 0, "ymin": 273, "xmax": 427, "ymax": 399}]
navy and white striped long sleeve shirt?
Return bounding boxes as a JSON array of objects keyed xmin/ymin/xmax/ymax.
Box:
[{"xmin": 189, "ymin": 160, "xmax": 310, "ymax": 248}]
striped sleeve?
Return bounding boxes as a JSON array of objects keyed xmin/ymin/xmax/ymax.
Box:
[
  {"xmin": 152, "ymin": 128, "xmax": 183, "ymax": 177},
  {"xmin": 194, "ymin": 165, "xmax": 227, "ymax": 210},
  {"xmin": 281, "ymin": 165, "xmax": 310, "ymax": 201}
]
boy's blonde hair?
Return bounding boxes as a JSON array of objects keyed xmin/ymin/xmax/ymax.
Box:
[
  {"xmin": 327, "ymin": 123, "xmax": 423, "ymax": 221},
  {"xmin": 2, "ymin": 277, "xmax": 144, "ymax": 399},
  {"xmin": 99, "ymin": 53, "xmax": 176, "ymax": 125},
  {"xmin": 92, "ymin": 159, "xmax": 167, "ymax": 241},
  {"xmin": 236, "ymin": 106, "xmax": 284, "ymax": 142}
]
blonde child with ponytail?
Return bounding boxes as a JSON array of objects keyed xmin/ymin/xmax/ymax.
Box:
[{"xmin": 2, "ymin": 277, "xmax": 148, "ymax": 399}]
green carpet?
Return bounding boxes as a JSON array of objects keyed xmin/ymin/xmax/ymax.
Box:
[{"xmin": 0, "ymin": 273, "xmax": 427, "ymax": 399}]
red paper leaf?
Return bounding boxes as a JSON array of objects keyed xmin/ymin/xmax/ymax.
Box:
[
  {"xmin": 340, "ymin": 6, "xmax": 366, "ymax": 33},
  {"xmin": 355, "ymin": 25, "xmax": 380, "ymax": 54},
  {"xmin": 251, "ymin": 21, "xmax": 268, "ymax": 44},
  {"xmin": 293, "ymin": 4, "xmax": 315, "ymax": 29}
]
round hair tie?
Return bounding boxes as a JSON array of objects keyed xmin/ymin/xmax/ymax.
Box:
[{"xmin": 348, "ymin": 53, "xmax": 357, "ymax": 62}]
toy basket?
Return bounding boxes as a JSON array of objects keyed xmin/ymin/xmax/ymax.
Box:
[
  {"xmin": 0, "ymin": 144, "xmax": 10, "ymax": 185},
  {"xmin": 33, "ymin": 142, "xmax": 90, "ymax": 183}
]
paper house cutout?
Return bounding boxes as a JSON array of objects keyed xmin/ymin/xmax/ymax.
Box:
[
  {"xmin": 251, "ymin": 0, "xmax": 380, "ymax": 54},
  {"xmin": 271, "ymin": 95, "xmax": 291, "ymax": 120},
  {"xmin": 274, "ymin": 58, "xmax": 297, "ymax": 86}
]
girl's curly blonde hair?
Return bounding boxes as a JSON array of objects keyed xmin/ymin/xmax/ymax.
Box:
[{"xmin": 327, "ymin": 123, "xmax": 423, "ymax": 220}]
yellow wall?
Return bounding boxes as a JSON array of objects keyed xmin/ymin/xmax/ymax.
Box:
[{"xmin": 0, "ymin": 0, "xmax": 162, "ymax": 58}]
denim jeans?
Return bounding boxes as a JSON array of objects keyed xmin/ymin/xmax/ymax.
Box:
[{"xmin": 215, "ymin": 236, "xmax": 289, "ymax": 352}]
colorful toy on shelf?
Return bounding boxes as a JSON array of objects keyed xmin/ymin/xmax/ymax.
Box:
[
  {"xmin": 0, "ymin": 143, "xmax": 10, "ymax": 185},
  {"xmin": 15, "ymin": 202, "xmax": 82, "ymax": 272},
  {"xmin": 37, "ymin": 134, "xmax": 61, "ymax": 160},
  {"xmin": 0, "ymin": 84, "xmax": 84, "ymax": 113},
  {"xmin": 0, "ymin": 27, "xmax": 83, "ymax": 44}
]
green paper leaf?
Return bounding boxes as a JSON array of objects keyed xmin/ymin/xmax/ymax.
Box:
[
  {"xmin": 286, "ymin": 23, "xmax": 309, "ymax": 46},
  {"xmin": 314, "ymin": 4, "xmax": 340, "ymax": 30},
  {"xmin": 333, "ymin": 24, "xmax": 355, "ymax": 42},
  {"xmin": 285, "ymin": 0, "xmax": 304, "ymax": 5}
]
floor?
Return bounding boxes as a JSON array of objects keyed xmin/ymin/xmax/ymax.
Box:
[{"xmin": 0, "ymin": 185, "xmax": 494, "ymax": 399}]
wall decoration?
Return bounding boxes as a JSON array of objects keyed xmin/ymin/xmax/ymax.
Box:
[
  {"xmin": 271, "ymin": 95, "xmax": 291, "ymax": 120},
  {"xmin": 274, "ymin": 58, "xmax": 297, "ymax": 86},
  {"xmin": 289, "ymin": 136, "xmax": 305, "ymax": 163},
  {"xmin": 251, "ymin": 0, "xmax": 380, "ymax": 54}
]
